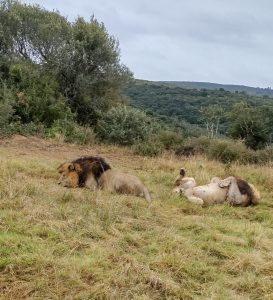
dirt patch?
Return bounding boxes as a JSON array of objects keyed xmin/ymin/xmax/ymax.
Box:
[{"xmin": 0, "ymin": 136, "xmax": 145, "ymax": 170}]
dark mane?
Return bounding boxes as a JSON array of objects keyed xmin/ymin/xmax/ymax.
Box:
[
  {"xmin": 236, "ymin": 178, "xmax": 254, "ymax": 206},
  {"xmin": 72, "ymin": 156, "xmax": 111, "ymax": 187}
]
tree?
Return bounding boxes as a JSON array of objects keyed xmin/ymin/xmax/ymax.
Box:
[
  {"xmin": 199, "ymin": 104, "xmax": 224, "ymax": 138},
  {"xmin": 0, "ymin": 0, "xmax": 70, "ymax": 62},
  {"xmin": 228, "ymin": 102, "xmax": 273, "ymax": 150},
  {"xmin": 56, "ymin": 16, "xmax": 132, "ymax": 125},
  {"xmin": 0, "ymin": 0, "xmax": 132, "ymax": 128}
]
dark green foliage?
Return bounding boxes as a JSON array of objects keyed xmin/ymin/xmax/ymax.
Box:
[
  {"xmin": 175, "ymin": 136, "xmax": 212, "ymax": 156},
  {"xmin": 156, "ymin": 130, "xmax": 184, "ymax": 150},
  {"xmin": 123, "ymin": 80, "xmax": 273, "ymax": 139},
  {"xmin": 228, "ymin": 102, "xmax": 273, "ymax": 150},
  {"xmin": 132, "ymin": 130, "xmax": 184, "ymax": 156},
  {"xmin": 176, "ymin": 136, "xmax": 272, "ymax": 165},
  {"xmin": 47, "ymin": 119, "xmax": 96, "ymax": 145},
  {"xmin": 207, "ymin": 139, "xmax": 248, "ymax": 164},
  {"xmin": 56, "ymin": 16, "xmax": 132, "ymax": 125},
  {"xmin": 96, "ymin": 106, "xmax": 157, "ymax": 145},
  {"xmin": 6, "ymin": 121, "xmax": 46, "ymax": 137},
  {"xmin": 7, "ymin": 62, "xmax": 72, "ymax": 126},
  {"xmin": 160, "ymin": 81, "xmax": 273, "ymax": 97},
  {"xmin": 0, "ymin": 0, "xmax": 70, "ymax": 61},
  {"xmin": 132, "ymin": 140, "xmax": 163, "ymax": 157},
  {"xmin": 255, "ymin": 146, "xmax": 273, "ymax": 164},
  {"xmin": 0, "ymin": 82, "xmax": 14, "ymax": 130},
  {"xmin": 0, "ymin": 0, "xmax": 131, "ymax": 137}
]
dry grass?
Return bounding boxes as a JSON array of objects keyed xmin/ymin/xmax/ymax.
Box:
[{"xmin": 0, "ymin": 136, "xmax": 273, "ymax": 299}]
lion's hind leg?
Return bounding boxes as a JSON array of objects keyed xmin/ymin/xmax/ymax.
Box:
[
  {"xmin": 226, "ymin": 177, "xmax": 245, "ymax": 206},
  {"xmin": 186, "ymin": 195, "xmax": 204, "ymax": 205}
]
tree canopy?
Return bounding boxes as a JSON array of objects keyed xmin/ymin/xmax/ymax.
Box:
[
  {"xmin": 228, "ymin": 102, "xmax": 273, "ymax": 150},
  {"xmin": 0, "ymin": 0, "xmax": 132, "ymax": 129}
]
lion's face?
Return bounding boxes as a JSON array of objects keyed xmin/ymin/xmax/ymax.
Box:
[
  {"xmin": 57, "ymin": 163, "xmax": 80, "ymax": 188},
  {"xmin": 173, "ymin": 177, "xmax": 196, "ymax": 193}
]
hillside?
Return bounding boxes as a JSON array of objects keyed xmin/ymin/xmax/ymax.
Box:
[
  {"xmin": 160, "ymin": 81, "xmax": 273, "ymax": 97},
  {"xmin": 123, "ymin": 80, "xmax": 273, "ymax": 134},
  {"xmin": 0, "ymin": 136, "xmax": 273, "ymax": 299}
]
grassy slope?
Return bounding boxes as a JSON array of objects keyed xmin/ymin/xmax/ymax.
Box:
[{"xmin": 0, "ymin": 136, "xmax": 273, "ymax": 299}]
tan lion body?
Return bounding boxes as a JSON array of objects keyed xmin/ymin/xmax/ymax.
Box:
[
  {"xmin": 98, "ymin": 170, "xmax": 151, "ymax": 201},
  {"xmin": 58, "ymin": 156, "xmax": 151, "ymax": 202},
  {"xmin": 173, "ymin": 169, "xmax": 260, "ymax": 206}
]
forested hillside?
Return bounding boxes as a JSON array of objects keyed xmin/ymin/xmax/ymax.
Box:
[
  {"xmin": 123, "ymin": 79, "xmax": 273, "ymax": 137},
  {"xmin": 160, "ymin": 81, "xmax": 273, "ymax": 97}
]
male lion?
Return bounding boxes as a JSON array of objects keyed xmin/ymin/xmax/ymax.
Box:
[
  {"xmin": 173, "ymin": 168, "xmax": 260, "ymax": 206},
  {"xmin": 57, "ymin": 156, "xmax": 151, "ymax": 202}
]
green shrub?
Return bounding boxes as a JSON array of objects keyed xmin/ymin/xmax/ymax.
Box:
[
  {"xmin": 7, "ymin": 122, "xmax": 46, "ymax": 137},
  {"xmin": 175, "ymin": 136, "xmax": 211, "ymax": 156},
  {"xmin": 47, "ymin": 119, "xmax": 96, "ymax": 145},
  {"xmin": 0, "ymin": 82, "xmax": 15, "ymax": 136},
  {"xmin": 97, "ymin": 106, "xmax": 156, "ymax": 145},
  {"xmin": 207, "ymin": 139, "xmax": 249, "ymax": 164},
  {"xmin": 156, "ymin": 130, "xmax": 184, "ymax": 150},
  {"xmin": 255, "ymin": 145, "xmax": 273, "ymax": 164},
  {"xmin": 175, "ymin": 136, "xmax": 272, "ymax": 165},
  {"xmin": 132, "ymin": 140, "xmax": 163, "ymax": 157}
]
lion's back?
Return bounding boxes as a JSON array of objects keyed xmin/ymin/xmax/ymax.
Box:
[{"xmin": 100, "ymin": 170, "xmax": 146, "ymax": 195}]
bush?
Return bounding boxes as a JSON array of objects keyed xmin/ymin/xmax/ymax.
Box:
[
  {"xmin": 207, "ymin": 139, "xmax": 259, "ymax": 164},
  {"xmin": 156, "ymin": 130, "xmax": 184, "ymax": 150},
  {"xmin": 47, "ymin": 119, "xmax": 96, "ymax": 145},
  {"xmin": 175, "ymin": 136, "xmax": 211, "ymax": 156},
  {"xmin": 255, "ymin": 145, "xmax": 273, "ymax": 164},
  {"xmin": 132, "ymin": 140, "xmax": 163, "ymax": 157},
  {"xmin": 207, "ymin": 140, "xmax": 242, "ymax": 163},
  {"xmin": 175, "ymin": 136, "xmax": 273, "ymax": 165},
  {"xmin": 0, "ymin": 82, "xmax": 15, "ymax": 136},
  {"xmin": 7, "ymin": 122, "xmax": 46, "ymax": 137},
  {"xmin": 97, "ymin": 106, "xmax": 157, "ymax": 145}
]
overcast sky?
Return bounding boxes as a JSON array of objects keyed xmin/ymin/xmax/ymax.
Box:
[{"xmin": 23, "ymin": 0, "xmax": 273, "ymax": 88}]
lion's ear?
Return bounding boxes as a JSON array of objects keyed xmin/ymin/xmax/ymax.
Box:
[
  {"xmin": 74, "ymin": 163, "xmax": 82, "ymax": 173},
  {"xmin": 180, "ymin": 168, "xmax": 185, "ymax": 177},
  {"xmin": 68, "ymin": 163, "xmax": 75, "ymax": 171}
]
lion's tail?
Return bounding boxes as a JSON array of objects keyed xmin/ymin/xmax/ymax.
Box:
[{"xmin": 143, "ymin": 187, "xmax": 152, "ymax": 203}]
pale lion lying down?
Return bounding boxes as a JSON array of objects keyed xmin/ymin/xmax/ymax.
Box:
[
  {"xmin": 57, "ymin": 156, "xmax": 151, "ymax": 202},
  {"xmin": 173, "ymin": 169, "xmax": 260, "ymax": 206}
]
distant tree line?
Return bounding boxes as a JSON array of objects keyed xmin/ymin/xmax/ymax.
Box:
[{"xmin": 124, "ymin": 80, "xmax": 273, "ymax": 149}]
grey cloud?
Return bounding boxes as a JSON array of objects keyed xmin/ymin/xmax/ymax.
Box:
[{"xmin": 22, "ymin": 0, "xmax": 273, "ymax": 87}]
